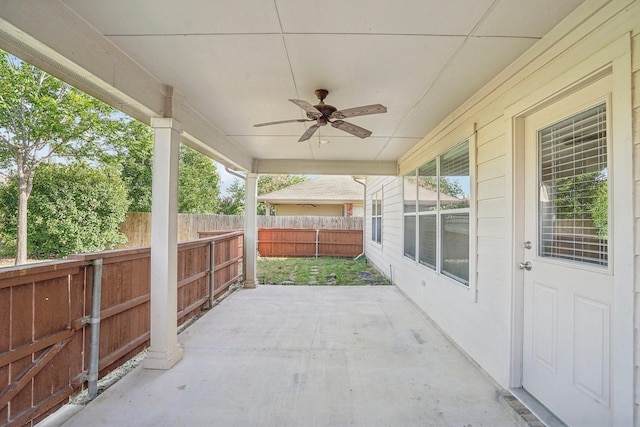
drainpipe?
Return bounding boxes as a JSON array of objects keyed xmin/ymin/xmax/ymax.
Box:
[
  {"xmin": 225, "ymin": 166, "xmax": 246, "ymax": 181},
  {"xmin": 352, "ymin": 176, "xmax": 366, "ymax": 260},
  {"xmin": 88, "ymin": 258, "xmax": 103, "ymax": 399}
]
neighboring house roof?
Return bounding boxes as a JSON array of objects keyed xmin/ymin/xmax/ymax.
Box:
[{"xmin": 258, "ymin": 175, "xmax": 364, "ymax": 205}]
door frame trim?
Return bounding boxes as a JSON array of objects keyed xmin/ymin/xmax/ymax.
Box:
[{"xmin": 504, "ymin": 34, "xmax": 633, "ymax": 425}]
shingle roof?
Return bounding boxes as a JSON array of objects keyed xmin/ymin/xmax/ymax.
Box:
[{"xmin": 258, "ymin": 175, "xmax": 364, "ymax": 204}]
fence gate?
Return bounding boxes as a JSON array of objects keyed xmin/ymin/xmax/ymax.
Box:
[{"xmin": 0, "ymin": 261, "xmax": 90, "ymax": 426}]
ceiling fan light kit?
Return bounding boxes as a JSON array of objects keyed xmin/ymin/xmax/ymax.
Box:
[{"xmin": 254, "ymin": 89, "xmax": 387, "ymax": 142}]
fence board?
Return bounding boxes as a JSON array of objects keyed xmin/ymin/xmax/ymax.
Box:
[
  {"xmin": 257, "ymin": 228, "xmax": 363, "ymax": 258},
  {"xmin": 0, "ymin": 264, "xmax": 90, "ymax": 427},
  {"xmin": 1, "ymin": 231, "xmax": 243, "ymax": 426},
  {"xmin": 120, "ymin": 213, "xmax": 362, "ymax": 248}
]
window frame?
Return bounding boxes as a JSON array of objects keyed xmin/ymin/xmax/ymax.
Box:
[
  {"xmin": 371, "ymin": 188, "xmax": 383, "ymax": 245},
  {"xmin": 403, "ymin": 139, "xmax": 471, "ymax": 286}
]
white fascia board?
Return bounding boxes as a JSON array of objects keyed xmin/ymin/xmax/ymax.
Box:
[
  {"xmin": 0, "ymin": 1, "xmax": 165, "ymax": 122},
  {"xmin": 257, "ymin": 199, "xmax": 363, "ymax": 204},
  {"xmin": 255, "ymin": 159, "xmax": 397, "ymax": 176}
]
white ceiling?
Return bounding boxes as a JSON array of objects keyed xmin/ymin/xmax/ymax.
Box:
[{"xmin": 1, "ymin": 0, "xmax": 585, "ymax": 172}]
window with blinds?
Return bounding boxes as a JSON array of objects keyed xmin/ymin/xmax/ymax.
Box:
[
  {"xmin": 538, "ymin": 103, "xmax": 608, "ymax": 266},
  {"xmin": 403, "ymin": 140, "xmax": 470, "ymax": 285},
  {"xmin": 371, "ymin": 190, "xmax": 382, "ymax": 244}
]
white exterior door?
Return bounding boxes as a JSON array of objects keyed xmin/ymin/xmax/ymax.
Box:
[{"xmin": 522, "ymin": 77, "xmax": 613, "ymax": 426}]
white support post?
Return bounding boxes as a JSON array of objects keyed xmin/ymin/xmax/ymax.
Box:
[
  {"xmin": 243, "ymin": 173, "xmax": 258, "ymax": 288},
  {"xmin": 143, "ymin": 118, "xmax": 184, "ymax": 370}
]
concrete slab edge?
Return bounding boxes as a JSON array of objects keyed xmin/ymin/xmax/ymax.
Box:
[{"xmin": 37, "ymin": 404, "xmax": 84, "ymax": 427}]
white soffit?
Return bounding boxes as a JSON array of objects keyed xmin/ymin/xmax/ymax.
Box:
[{"xmin": 32, "ymin": 0, "xmax": 587, "ymax": 171}]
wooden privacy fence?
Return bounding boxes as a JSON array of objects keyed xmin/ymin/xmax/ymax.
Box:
[
  {"xmin": 257, "ymin": 228, "xmax": 363, "ymax": 258},
  {"xmin": 120, "ymin": 213, "xmax": 363, "ymax": 248},
  {"xmin": 0, "ymin": 231, "xmax": 242, "ymax": 427}
]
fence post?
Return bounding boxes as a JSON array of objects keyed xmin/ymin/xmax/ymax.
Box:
[
  {"xmin": 315, "ymin": 229, "xmax": 319, "ymax": 258},
  {"xmin": 208, "ymin": 240, "xmax": 215, "ymax": 306},
  {"xmin": 88, "ymin": 258, "xmax": 103, "ymax": 399}
]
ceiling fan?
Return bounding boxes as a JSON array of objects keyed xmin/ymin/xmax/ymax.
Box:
[{"xmin": 254, "ymin": 89, "xmax": 387, "ymax": 142}]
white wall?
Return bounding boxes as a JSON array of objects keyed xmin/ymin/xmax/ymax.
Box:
[
  {"xmin": 275, "ymin": 204, "xmax": 344, "ymax": 216},
  {"xmin": 275, "ymin": 203, "xmax": 364, "ymax": 217},
  {"xmin": 365, "ymin": 1, "xmax": 640, "ymax": 416}
]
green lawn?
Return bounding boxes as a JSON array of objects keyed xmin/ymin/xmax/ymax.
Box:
[{"xmin": 257, "ymin": 256, "xmax": 390, "ymax": 286}]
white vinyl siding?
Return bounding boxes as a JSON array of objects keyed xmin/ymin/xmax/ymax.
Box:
[{"xmin": 364, "ymin": 4, "xmax": 636, "ymax": 421}]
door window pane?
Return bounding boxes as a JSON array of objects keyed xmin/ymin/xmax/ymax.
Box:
[{"xmin": 538, "ymin": 103, "xmax": 608, "ymax": 266}]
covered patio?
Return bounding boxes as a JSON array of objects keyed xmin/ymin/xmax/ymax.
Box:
[
  {"xmin": 46, "ymin": 286, "xmax": 518, "ymax": 426},
  {"xmin": 4, "ymin": 1, "xmax": 639, "ymax": 425}
]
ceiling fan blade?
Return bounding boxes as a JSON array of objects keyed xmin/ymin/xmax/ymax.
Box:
[
  {"xmin": 298, "ymin": 124, "xmax": 320, "ymax": 142},
  {"xmin": 289, "ymin": 99, "xmax": 322, "ymax": 119},
  {"xmin": 331, "ymin": 104, "xmax": 387, "ymax": 119},
  {"xmin": 331, "ymin": 120, "xmax": 373, "ymax": 139},
  {"xmin": 254, "ymin": 118, "xmax": 312, "ymax": 127}
]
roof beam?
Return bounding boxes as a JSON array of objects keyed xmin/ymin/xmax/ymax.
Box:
[{"xmin": 254, "ymin": 159, "xmax": 397, "ymax": 176}]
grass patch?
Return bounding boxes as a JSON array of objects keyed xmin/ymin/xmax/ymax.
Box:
[{"xmin": 258, "ymin": 256, "xmax": 390, "ymax": 286}]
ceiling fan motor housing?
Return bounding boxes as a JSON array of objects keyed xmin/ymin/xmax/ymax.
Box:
[{"xmin": 310, "ymin": 103, "xmax": 337, "ymax": 125}]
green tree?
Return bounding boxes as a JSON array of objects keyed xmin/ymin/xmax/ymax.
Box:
[
  {"xmin": 178, "ymin": 145, "xmax": 220, "ymax": 213},
  {"xmin": 553, "ymin": 171, "xmax": 608, "ymax": 239},
  {"xmin": 0, "ymin": 162, "xmax": 129, "ymax": 258},
  {"xmin": 109, "ymin": 129, "xmax": 223, "ymax": 214},
  {"xmin": 107, "ymin": 119, "xmax": 154, "ymax": 212},
  {"xmin": 257, "ymin": 174, "xmax": 307, "ymax": 215},
  {"xmin": 218, "ymin": 179, "xmax": 245, "ymax": 215},
  {"xmin": 0, "ymin": 51, "xmax": 123, "ymax": 264}
]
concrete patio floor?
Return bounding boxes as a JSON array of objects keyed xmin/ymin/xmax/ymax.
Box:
[{"xmin": 55, "ymin": 285, "xmax": 517, "ymax": 426}]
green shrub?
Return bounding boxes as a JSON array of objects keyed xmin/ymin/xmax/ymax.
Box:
[{"xmin": 0, "ymin": 162, "xmax": 130, "ymax": 258}]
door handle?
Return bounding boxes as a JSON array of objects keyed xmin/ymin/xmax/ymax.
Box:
[{"xmin": 519, "ymin": 261, "xmax": 532, "ymax": 271}]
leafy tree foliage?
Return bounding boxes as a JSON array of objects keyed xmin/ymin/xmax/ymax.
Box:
[
  {"xmin": 552, "ymin": 171, "xmax": 608, "ymax": 238},
  {"xmin": 107, "ymin": 120, "xmax": 154, "ymax": 212},
  {"xmin": 0, "ymin": 50, "xmax": 124, "ymax": 264},
  {"xmin": 414, "ymin": 176, "xmax": 465, "ymax": 199},
  {"xmin": 218, "ymin": 179, "xmax": 245, "ymax": 215},
  {"xmin": 0, "ymin": 162, "xmax": 129, "ymax": 258},
  {"xmin": 0, "ymin": 50, "xmax": 223, "ymax": 261},
  {"xmin": 257, "ymin": 174, "xmax": 307, "ymax": 215},
  {"xmin": 110, "ymin": 126, "xmax": 222, "ymax": 214},
  {"xmin": 178, "ymin": 145, "xmax": 221, "ymax": 214}
]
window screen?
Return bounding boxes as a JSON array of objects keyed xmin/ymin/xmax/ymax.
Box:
[{"xmin": 538, "ymin": 103, "xmax": 608, "ymax": 266}]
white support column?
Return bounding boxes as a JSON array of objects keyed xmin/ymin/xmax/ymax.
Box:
[
  {"xmin": 243, "ymin": 173, "xmax": 258, "ymax": 289},
  {"xmin": 144, "ymin": 118, "xmax": 184, "ymax": 370}
]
